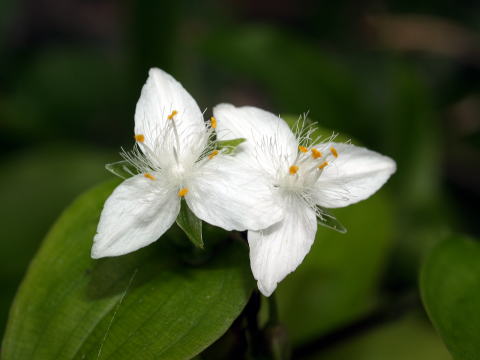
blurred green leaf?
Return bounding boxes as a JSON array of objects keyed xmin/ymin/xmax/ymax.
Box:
[
  {"xmin": 177, "ymin": 199, "xmax": 204, "ymax": 249},
  {"xmin": 304, "ymin": 314, "xmax": 451, "ymax": 360},
  {"xmin": 276, "ymin": 191, "xmax": 394, "ymax": 344},
  {"xmin": 421, "ymin": 235, "xmax": 480, "ymax": 360},
  {"xmin": 1, "ymin": 180, "xmax": 254, "ymax": 359}
]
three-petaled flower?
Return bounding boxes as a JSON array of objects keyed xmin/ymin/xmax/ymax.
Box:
[
  {"xmin": 214, "ymin": 104, "xmax": 396, "ymax": 296},
  {"xmin": 91, "ymin": 69, "xmax": 282, "ymax": 258}
]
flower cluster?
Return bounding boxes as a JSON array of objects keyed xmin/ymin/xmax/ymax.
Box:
[{"xmin": 92, "ymin": 68, "xmax": 396, "ymax": 296}]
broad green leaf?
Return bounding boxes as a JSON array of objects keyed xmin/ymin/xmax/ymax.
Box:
[
  {"xmin": 421, "ymin": 235, "xmax": 480, "ymax": 360},
  {"xmin": 176, "ymin": 199, "xmax": 204, "ymax": 249},
  {"xmin": 105, "ymin": 160, "xmax": 137, "ymax": 179},
  {"xmin": 1, "ymin": 180, "xmax": 254, "ymax": 360},
  {"xmin": 216, "ymin": 138, "xmax": 246, "ymax": 154}
]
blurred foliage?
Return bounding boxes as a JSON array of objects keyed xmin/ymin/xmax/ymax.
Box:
[
  {"xmin": 277, "ymin": 190, "xmax": 393, "ymax": 345},
  {"xmin": 421, "ymin": 235, "xmax": 480, "ymax": 360},
  {"xmin": 305, "ymin": 313, "xmax": 452, "ymax": 360},
  {"xmin": 1, "ymin": 0, "xmax": 479, "ymax": 358}
]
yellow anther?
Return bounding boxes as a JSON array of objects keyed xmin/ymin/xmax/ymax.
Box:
[
  {"xmin": 178, "ymin": 188, "xmax": 189, "ymax": 197},
  {"xmin": 318, "ymin": 161, "xmax": 329, "ymax": 170},
  {"xmin": 167, "ymin": 110, "xmax": 178, "ymax": 120},
  {"xmin": 134, "ymin": 134, "xmax": 145, "ymax": 143},
  {"xmin": 311, "ymin": 148, "xmax": 322, "ymax": 159},
  {"xmin": 298, "ymin": 146, "xmax": 308, "ymax": 153},
  {"xmin": 210, "ymin": 116, "xmax": 217, "ymax": 129},
  {"xmin": 208, "ymin": 150, "xmax": 219, "ymax": 160},
  {"xmin": 289, "ymin": 165, "xmax": 299, "ymax": 175},
  {"xmin": 330, "ymin": 146, "xmax": 338, "ymax": 158},
  {"xmin": 144, "ymin": 173, "xmax": 156, "ymax": 180}
]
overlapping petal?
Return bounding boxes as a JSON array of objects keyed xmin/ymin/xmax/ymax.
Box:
[
  {"xmin": 313, "ymin": 143, "xmax": 396, "ymax": 208},
  {"xmin": 134, "ymin": 68, "xmax": 207, "ymax": 165},
  {"xmin": 91, "ymin": 174, "xmax": 180, "ymax": 258},
  {"xmin": 186, "ymin": 155, "xmax": 284, "ymax": 232},
  {"xmin": 213, "ymin": 104, "xmax": 298, "ymax": 177},
  {"xmin": 247, "ymin": 197, "xmax": 317, "ymax": 296}
]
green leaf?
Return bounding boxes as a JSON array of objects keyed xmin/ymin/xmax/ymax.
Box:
[
  {"xmin": 216, "ymin": 138, "xmax": 246, "ymax": 154},
  {"xmin": 421, "ymin": 235, "xmax": 480, "ymax": 360},
  {"xmin": 1, "ymin": 180, "xmax": 254, "ymax": 360},
  {"xmin": 176, "ymin": 199, "xmax": 204, "ymax": 249}
]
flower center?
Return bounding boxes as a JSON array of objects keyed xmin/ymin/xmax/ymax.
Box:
[{"xmin": 279, "ymin": 145, "xmax": 339, "ymax": 193}]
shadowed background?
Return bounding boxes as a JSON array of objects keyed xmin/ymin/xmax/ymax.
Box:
[{"xmin": 1, "ymin": 0, "xmax": 479, "ymax": 358}]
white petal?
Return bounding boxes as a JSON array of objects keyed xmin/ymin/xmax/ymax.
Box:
[
  {"xmin": 134, "ymin": 68, "xmax": 207, "ymax": 164},
  {"xmin": 314, "ymin": 143, "xmax": 396, "ymax": 208},
  {"xmin": 213, "ymin": 104, "xmax": 298, "ymax": 177},
  {"xmin": 248, "ymin": 198, "xmax": 317, "ymax": 296},
  {"xmin": 92, "ymin": 174, "xmax": 180, "ymax": 258},
  {"xmin": 185, "ymin": 155, "xmax": 284, "ymax": 231}
]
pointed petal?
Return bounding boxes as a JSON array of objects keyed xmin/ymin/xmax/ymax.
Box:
[
  {"xmin": 134, "ymin": 68, "xmax": 207, "ymax": 163},
  {"xmin": 91, "ymin": 174, "xmax": 180, "ymax": 258},
  {"xmin": 248, "ymin": 199, "xmax": 317, "ymax": 296},
  {"xmin": 186, "ymin": 155, "xmax": 284, "ymax": 232},
  {"xmin": 213, "ymin": 104, "xmax": 298, "ymax": 176},
  {"xmin": 314, "ymin": 143, "xmax": 396, "ymax": 208}
]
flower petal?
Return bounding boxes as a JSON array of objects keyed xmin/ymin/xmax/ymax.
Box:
[
  {"xmin": 134, "ymin": 68, "xmax": 207, "ymax": 164},
  {"xmin": 213, "ymin": 104, "xmax": 298, "ymax": 177},
  {"xmin": 313, "ymin": 143, "xmax": 396, "ymax": 208},
  {"xmin": 186, "ymin": 155, "xmax": 284, "ymax": 232},
  {"xmin": 91, "ymin": 174, "xmax": 180, "ymax": 258},
  {"xmin": 248, "ymin": 198, "xmax": 317, "ymax": 296}
]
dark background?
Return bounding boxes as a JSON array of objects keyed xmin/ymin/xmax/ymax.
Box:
[{"xmin": 1, "ymin": 0, "xmax": 479, "ymax": 358}]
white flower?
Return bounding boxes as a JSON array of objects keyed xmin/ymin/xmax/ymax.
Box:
[
  {"xmin": 91, "ymin": 69, "xmax": 282, "ymax": 258},
  {"xmin": 213, "ymin": 104, "xmax": 396, "ymax": 296}
]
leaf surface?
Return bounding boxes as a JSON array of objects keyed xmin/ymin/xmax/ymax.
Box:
[
  {"xmin": 421, "ymin": 235, "xmax": 480, "ymax": 360},
  {"xmin": 2, "ymin": 180, "xmax": 253, "ymax": 360}
]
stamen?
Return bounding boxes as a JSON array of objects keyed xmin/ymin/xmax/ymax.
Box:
[
  {"xmin": 144, "ymin": 173, "xmax": 156, "ymax": 180},
  {"xmin": 289, "ymin": 165, "xmax": 299, "ymax": 175},
  {"xmin": 208, "ymin": 150, "xmax": 219, "ymax": 160},
  {"xmin": 134, "ymin": 134, "xmax": 145, "ymax": 143},
  {"xmin": 298, "ymin": 146, "xmax": 308, "ymax": 153},
  {"xmin": 210, "ymin": 116, "xmax": 217, "ymax": 129},
  {"xmin": 167, "ymin": 110, "xmax": 178, "ymax": 120},
  {"xmin": 178, "ymin": 188, "xmax": 189, "ymax": 197},
  {"xmin": 318, "ymin": 161, "xmax": 329, "ymax": 170},
  {"xmin": 311, "ymin": 148, "xmax": 322, "ymax": 159},
  {"xmin": 330, "ymin": 147, "xmax": 338, "ymax": 158}
]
